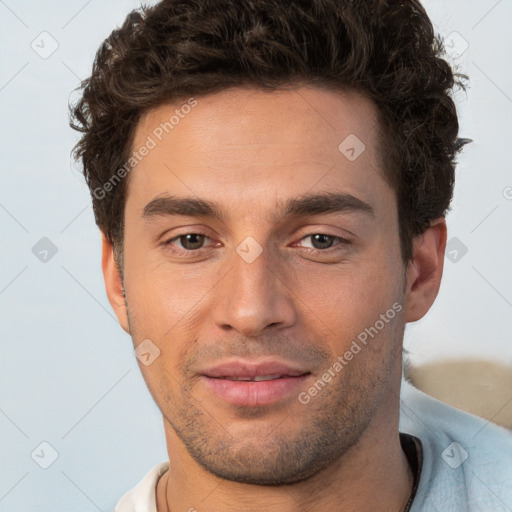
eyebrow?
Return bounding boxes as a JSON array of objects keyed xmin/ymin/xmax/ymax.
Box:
[{"xmin": 142, "ymin": 192, "xmax": 375, "ymax": 222}]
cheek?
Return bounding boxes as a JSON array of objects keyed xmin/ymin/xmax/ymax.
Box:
[
  {"xmin": 294, "ymin": 257, "xmax": 403, "ymax": 355},
  {"xmin": 301, "ymin": 255, "xmax": 399, "ymax": 314},
  {"xmin": 124, "ymin": 254, "xmax": 218, "ymax": 343}
]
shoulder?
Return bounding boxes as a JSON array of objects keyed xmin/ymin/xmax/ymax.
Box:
[
  {"xmin": 114, "ymin": 461, "xmax": 169, "ymax": 512},
  {"xmin": 399, "ymin": 379, "xmax": 512, "ymax": 511}
]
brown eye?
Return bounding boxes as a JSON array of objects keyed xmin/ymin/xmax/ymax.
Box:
[
  {"xmin": 164, "ymin": 233, "xmax": 208, "ymax": 251},
  {"xmin": 162, "ymin": 231, "xmax": 222, "ymax": 258},
  {"xmin": 176, "ymin": 234, "xmax": 206, "ymax": 250},
  {"xmin": 293, "ymin": 233, "xmax": 352, "ymax": 258},
  {"xmin": 309, "ymin": 234, "xmax": 337, "ymax": 250}
]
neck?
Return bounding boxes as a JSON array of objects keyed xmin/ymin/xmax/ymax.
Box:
[{"xmin": 156, "ymin": 396, "xmax": 414, "ymax": 512}]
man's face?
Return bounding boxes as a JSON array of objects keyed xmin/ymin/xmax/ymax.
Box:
[{"xmin": 117, "ymin": 86, "xmax": 407, "ymax": 484}]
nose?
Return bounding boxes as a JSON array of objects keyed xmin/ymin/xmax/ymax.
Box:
[{"xmin": 212, "ymin": 243, "xmax": 297, "ymax": 337}]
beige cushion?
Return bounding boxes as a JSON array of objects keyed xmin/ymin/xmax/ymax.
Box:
[{"xmin": 405, "ymin": 359, "xmax": 512, "ymax": 429}]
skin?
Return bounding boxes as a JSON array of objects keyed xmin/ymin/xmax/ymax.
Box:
[{"xmin": 102, "ymin": 86, "xmax": 447, "ymax": 511}]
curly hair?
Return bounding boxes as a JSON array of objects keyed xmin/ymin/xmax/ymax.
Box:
[{"xmin": 69, "ymin": 0, "xmax": 470, "ymax": 265}]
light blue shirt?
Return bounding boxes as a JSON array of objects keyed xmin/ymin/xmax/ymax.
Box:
[{"xmin": 400, "ymin": 379, "xmax": 512, "ymax": 511}]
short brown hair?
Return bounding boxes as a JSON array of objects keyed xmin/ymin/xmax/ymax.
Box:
[{"xmin": 69, "ymin": 0, "xmax": 469, "ymax": 265}]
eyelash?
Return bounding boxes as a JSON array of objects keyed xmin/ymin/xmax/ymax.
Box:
[{"xmin": 163, "ymin": 232, "xmax": 351, "ymax": 255}]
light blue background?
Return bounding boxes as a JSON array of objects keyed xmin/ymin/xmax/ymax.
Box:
[{"xmin": 0, "ymin": 1, "xmax": 511, "ymax": 510}]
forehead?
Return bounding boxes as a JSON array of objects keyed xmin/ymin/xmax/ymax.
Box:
[{"xmin": 126, "ymin": 86, "xmax": 392, "ymax": 219}]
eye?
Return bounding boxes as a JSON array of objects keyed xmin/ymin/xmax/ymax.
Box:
[
  {"xmin": 166, "ymin": 233, "xmax": 210, "ymax": 251},
  {"xmin": 298, "ymin": 234, "xmax": 349, "ymax": 251}
]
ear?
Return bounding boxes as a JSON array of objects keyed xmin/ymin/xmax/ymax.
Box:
[
  {"xmin": 101, "ymin": 233, "xmax": 130, "ymax": 333},
  {"xmin": 403, "ymin": 218, "xmax": 447, "ymax": 323}
]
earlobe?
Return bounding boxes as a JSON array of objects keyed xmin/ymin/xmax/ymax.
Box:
[
  {"xmin": 101, "ymin": 233, "xmax": 130, "ymax": 333},
  {"xmin": 403, "ymin": 218, "xmax": 447, "ymax": 323}
]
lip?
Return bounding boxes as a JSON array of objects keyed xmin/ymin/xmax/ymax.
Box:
[
  {"xmin": 199, "ymin": 359, "xmax": 311, "ymax": 407},
  {"xmin": 201, "ymin": 359, "xmax": 309, "ymax": 379}
]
